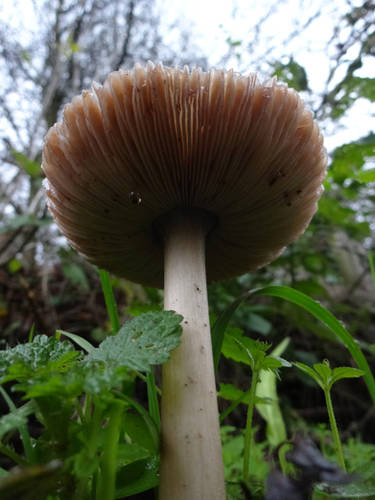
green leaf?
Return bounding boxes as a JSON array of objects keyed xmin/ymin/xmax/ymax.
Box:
[
  {"xmin": 262, "ymin": 356, "xmax": 285, "ymax": 370},
  {"xmin": 99, "ymin": 269, "xmax": 120, "ymax": 333},
  {"xmin": 124, "ymin": 412, "xmax": 157, "ymax": 453},
  {"xmin": 294, "ymin": 278, "xmax": 328, "ymax": 297},
  {"xmin": 315, "ymin": 481, "xmax": 375, "ymax": 498},
  {"xmin": 357, "ymin": 168, "xmax": 375, "ymax": 183},
  {"xmin": 330, "ymin": 76, "xmax": 375, "ymax": 119},
  {"xmin": 218, "ymin": 383, "xmax": 250, "ymax": 404},
  {"xmin": 222, "ymin": 333, "xmax": 254, "ymax": 368},
  {"xmin": 86, "ymin": 311, "xmax": 182, "ymax": 372},
  {"xmin": 117, "ymin": 443, "xmax": 151, "ymax": 466},
  {"xmin": 318, "ymin": 197, "xmax": 354, "ymax": 225},
  {"xmin": 11, "ymin": 150, "xmax": 41, "ymax": 178},
  {"xmin": 7, "ymin": 259, "xmax": 22, "ymax": 273},
  {"xmin": 69, "ymin": 42, "xmax": 80, "ymax": 53},
  {"xmin": 313, "ymin": 361, "xmax": 333, "ymax": 384},
  {"xmin": 116, "ymin": 393, "xmax": 159, "ymax": 454},
  {"xmin": 57, "ymin": 330, "xmax": 95, "ymax": 353},
  {"xmin": 0, "ymin": 335, "xmax": 76, "ymax": 380},
  {"xmin": 329, "ymin": 133, "xmax": 375, "ymax": 183},
  {"xmin": 62, "ymin": 263, "xmax": 89, "ymax": 291},
  {"xmin": 0, "ymin": 402, "xmax": 35, "ymax": 440},
  {"xmin": 331, "ymin": 367, "xmax": 364, "ymax": 385},
  {"xmin": 115, "ymin": 456, "xmax": 159, "ymax": 498},
  {"xmin": 295, "ymin": 361, "xmax": 325, "ymax": 389},
  {"xmin": 0, "ymin": 215, "xmax": 52, "ymax": 234},
  {"xmin": 82, "ymin": 365, "xmax": 131, "ymax": 395},
  {"xmin": 295, "ymin": 362, "xmax": 363, "ymax": 392},
  {"xmin": 272, "ymin": 58, "xmax": 308, "ymax": 91},
  {"xmin": 248, "ymin": 313, "xmax": 272, "ymax": 335},
  {"xmin": 218, "ymin": 384, "xmax": 269, "ymax": 422},
  {"xmin": 127, "ymin": 303, "xmax": 162, "ymax": 317}
]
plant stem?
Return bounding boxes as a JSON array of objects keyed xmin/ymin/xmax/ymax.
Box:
[
  {"xmin": 324, "ymin": 388, "xmax": 346, "ymax": 471},
  {"xmin": 99, "ymin": 269, "xmax": 120, "ymax": 334},
  {"xmin": 97, "ymin": 402, "xmax": 123, "ymax": 500},
  {"xmin": 0, "ymin": 444, "xmax": 28, "ymax": 465},
  {"xmin": 0, "ymin": 386, "xmax": 35, "ymax": 463},
  {"xmin": 220, "ymin": 391, "xmax": 248, "ymax": 423},
  {"xmin": 243, "ymin": 369, "xmax": 259, "ymax": 482},
  {"xmin": 146, "ymin": 369, "xmax": 160, "ymax": 431},
  {"xmin": 75, "ymin": 402, "xmax": 103, "ymax": 500},
  {"xmin": 159, "ymin": 209, "xmax": 225, "ymax": 500}
]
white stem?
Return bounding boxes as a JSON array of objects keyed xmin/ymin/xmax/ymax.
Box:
[{"xmin": 158, "ymin": 210, "xmax": 226, "ymax": 500}]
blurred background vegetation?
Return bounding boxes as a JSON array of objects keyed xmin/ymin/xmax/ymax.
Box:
[{"xmin": 0, "ymin": 0, "xmax": 374, "ymax": 458}]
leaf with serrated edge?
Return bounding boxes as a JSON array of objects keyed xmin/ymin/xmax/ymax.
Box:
[
  {"xmin": 0, "ymin": 402, "xmax": 35, "ymax": 440},
  {"xmin": 0, "ymin": 336, "xmax": 75, "ymax": 380},
  {"xmin": 86, "ymin": 311, "xmax": 182, "ymax": 372}
]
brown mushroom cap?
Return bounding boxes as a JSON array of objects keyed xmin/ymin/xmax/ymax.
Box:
[{"xmin": 42, "ymin": 62, "xmax": 327, "ymax": 287}]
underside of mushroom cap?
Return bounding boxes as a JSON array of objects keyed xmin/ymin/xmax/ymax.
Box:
[{"xmin": 42, "ymin": 62, "xmax": 327, "ymax": 287}]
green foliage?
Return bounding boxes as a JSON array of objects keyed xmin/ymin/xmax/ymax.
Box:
[
  {"xmin": 0, "ymin": 402, "xmax": 35, "ymax": 441},
  {"xmin": 221, "ymin": 426, "xmax": 268, "ymax": 490},
  {"xmin": 252, "ymin": 286, "xmax": 375, "ymax": 405},
  {"xmin": 356, "ymin": 168, "xmax": 375, "ymax": 183},
  {"xmin": 296, "ymin": 359, "xmax": 363, "ymax": 471},
  {"xmin": 98, "ymin": 269, "xmax": 120, "ymax": 333},
  {"xmin": 315, "ymin": 481, "xmax": 375, "ymax": 499},
  {"xmin": 0, "ymin": 311, "xmax": 183, "ymax": 499},
  {"xmin": 86, "ymin": 311, "xmax": 182, "ymax": 372},
  {"xmin": 0, "ymin": 215, "xmax": 52, "ymax": 234},
  {"xmin": 328, "ymin": 133, "xmax": 375, "ymax": 185},
  {"xmin": 62, "ymin": 263, "xmax": 90, "ymax": 292},
  {"xmin": 213, "ymin": 284, "xmax": 375, "ymax": 404},
  {"xmin": 222, "ymin": 328, "xmax": 289, "ymax": 372},
  {"xmin": 11, "ymin": 150, "xmax": 41, "ymax": 178},
  {"xmin": 295, "ymin": 360, "xmax": 363, "ymax": 392},
  {"xmin": 271, "ymin": 58, "xmax": 308, "ymax": 91},
  {"xmin": 0, "ymin": 335, "xmax": 77, "ymax": 380},
  {"xmin": 330, "ymin": 77, "xmax": 375, "ymax": 119}
]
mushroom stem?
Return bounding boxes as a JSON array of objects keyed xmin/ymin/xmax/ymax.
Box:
[{"xmin": 159, "ymin": 209, "xmax": 226, "ymax": 500}]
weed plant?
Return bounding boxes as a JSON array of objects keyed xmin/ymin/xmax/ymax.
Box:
[{"xmin": 0, "ymin": 271, "xmax": 374, "ymax": 499}]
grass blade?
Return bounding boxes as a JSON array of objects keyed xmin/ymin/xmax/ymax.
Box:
[
  {"xmin": 56, "ymin": 330, "xmax": 95, "ymax": 353},
  {"xmin": 98, "ymin": 269, "xmax": 120, "ymax": 334},
  {"xmin": 0, "ymin": 387, "xmax": 35, "ymax": 463},
  {"xmin": 146, "ymin": 370, "xmax": 160, "ymax": 432},
  {"xmin": 369, "ymin": 252, "xmax": 375, "ymax": 291},
  {"xmin": 256, "ymin": 338, "xmax": 289, "ymax": 447}
]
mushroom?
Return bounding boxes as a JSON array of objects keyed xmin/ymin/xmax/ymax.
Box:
[{"xmin": 42, "ymin": 62, "xmax": 327, "ymax": 499}]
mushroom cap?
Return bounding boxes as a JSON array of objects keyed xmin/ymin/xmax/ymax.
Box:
[{"xmin": 42, "ymin": 63, "xmax": 327, "ymax": 287}]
